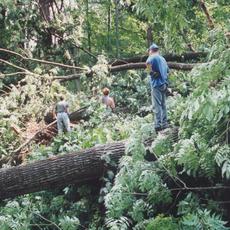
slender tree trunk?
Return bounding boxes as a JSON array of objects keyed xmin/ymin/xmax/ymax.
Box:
[
  {"xmin": 73, "ymin": 48, "xmax": 81, "ymax": 92},
  {"xmin": 0, "ymin": 5, "xmax": 6, "ymax": 48},
  {"xmin": 114, "ymin": 0, "xmax": 120, "ymax": 57},
  {"xmin": 39, "ymin": 0, "xmax": 52, "ymax": 46},
  {"xmin": 86, "ymin": 0, "xmax": 91, "ymax": 51},
  {"xmin": 147, "ymin": 25, "xmax": 153, "ymax": 48},
  {"xmin": 199, "ymin": 0, "xmax": 214, "ymax": 29},
  {"xmin": 107, "ymin": 0, "xmax": 111, "ymax": 52},
  {"xmin": 39, "ymin": 0, "xmax": 51, "ymax": 22}
]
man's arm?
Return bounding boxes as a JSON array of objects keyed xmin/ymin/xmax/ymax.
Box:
[
  {"xmin": 53, "ymin": 105, "xmax": 57, "ymax": 119},
  {"xmin": 167, "ymin": 64, "xmax": 170, "ymax": 74},
  {"xmin": 110, "ymin": 97, "xmax": 115, "ymax": 109},
  {"xmin": 65, "ymin": 103, "xmax": 69, "ymax": 114}
]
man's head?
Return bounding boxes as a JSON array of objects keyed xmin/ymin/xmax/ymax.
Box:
[
  {"xmin": 102, "ymin": 87, "xmax": 110, "ymax": 96},
  {"xmin": 148, "ymin": 43, "xmax": 159, "ymax": 55},
  {"xmin": 60, "ymin": 95, "xmax": 64, "ymax": 101}
]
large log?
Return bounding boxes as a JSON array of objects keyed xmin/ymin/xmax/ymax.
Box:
[
  {"xmin": 0, "ymin": 141, "xmax": 127, "ymax": 200},
  {"xmin": 55, "ymin": 61, "xmax": 198, "ymax": 81},
  {"xmin": 110, "ymin": 62, "xmax": 196, "ymax": 72},
  {"xmin": 0, "ymin": 128, "xmax": 178, "ymax": 200},
  {"xmin": 64, "ymin": 61, "xmax": 198, "ymax": 81},
  {"xmin": 110, "ymin": 52, "xmax": 208, "ymax": 66}
]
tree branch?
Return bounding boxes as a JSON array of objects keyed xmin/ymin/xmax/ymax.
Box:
[
  {"xmin": 0, "ymin": 48, "xmax": 88, "ymax": 71},
  {"xmin": 0, "ymin": 72, "xmax": 27, "ymax": 79},
  {"xmin": 170, "ymin": 186, "xmax": 230, "ymax": 192},
  {"xmin": 0, "ymin": 59, "xmax": 36, "ymax": 75},
  {"xmin": 200, "ymin": 0, "xmax": 214, "ymax": 29},
  {"xmin": 53, "ymin": 73, "xmax": 83, "ymax": 82}
]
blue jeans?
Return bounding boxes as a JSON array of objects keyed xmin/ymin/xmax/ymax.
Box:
[
  {"xmin": 57, "ymin": 112, "xmax": 71, "ymax": 134},
  {"xmin": 151, "ymin": 84, "xmax": 168, "ymax": 129}
]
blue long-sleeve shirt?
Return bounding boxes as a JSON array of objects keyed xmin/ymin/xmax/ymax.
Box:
[{"xmin": 146, "ymin": 54, "xmax": 169, "ymax": 88}]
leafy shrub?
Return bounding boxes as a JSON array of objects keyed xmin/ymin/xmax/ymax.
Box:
[
  {"xmin": 180, "ymin": 209, "xmax": 228, "ymax": 230},
  {"xmin": 146, "ymin": 215, "xmax": 178, "ymax": 230}
]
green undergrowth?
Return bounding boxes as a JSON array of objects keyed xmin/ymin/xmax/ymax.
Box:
[
  {"xmin": 103, "ymin": 37, "xmax": 230, "ymax": 229},
  {"xmin": 0, "ymin": 33, "xmax": 229, "ymax": 230}
]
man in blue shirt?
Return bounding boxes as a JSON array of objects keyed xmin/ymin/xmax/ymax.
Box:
[{"xmin": 146, "ymin": 43, "xmax": 169, "ymax": 132}]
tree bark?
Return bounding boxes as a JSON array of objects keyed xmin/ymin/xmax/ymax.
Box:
[
  {"xmin": 147, "ymin": 25, "xmax": 153, "ymax": 48},
  {"xmin": 107, "ymin": 0, "xmax": 111, "ymax": 52},
  {"xmin": 39, "ymin": 0, "xmax": 51, "ymax": 22},
  {"xmin": 57, "ymin": 61, "xmax": 198, "ymax": 81},
  {"xmin": 114, "ymin": 0, "xmax": 120, "ymax": 57},
  {"xmin": 0, "ymin": 4, "xmax": 6, "ymax": 49},
  {"xmin": 38, "ymin": 0, "xmax": 53, "ymax": 46},
  {"xmin": 0, "ymin": 135, "xmax": 161, "ymax": 200},
  {"xmin": 110, "ymin": 52, "xmax": 208, "ymax": 66},
  {"xmin": 0, "ymin": 141, "xmax": 126, "ymax": 200},
  {"xmin": 200, "ymin": 0, "xmax": 214, "ymax": 29},
  {"xmin": 55, "ymin": 60, "xmax": 198, "ymax": 81},
  {"xmin": 110, "ymin": 62, "xmax": 196, "ymax": 72},
  {"xmin": 0, "ymin": 128, "xmax": 178, "ymax": 200},
  {"xmin": 86, "ymin": 0, "xmax": 91, "ymax": 51}
]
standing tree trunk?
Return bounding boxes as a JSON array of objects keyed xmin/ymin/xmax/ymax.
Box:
[
  {"xmin": 107, "ymin": 0, "xmax": 111, "ymax": 52},
  {"xmin": 86, "ymin": 0, "xmax": 91, "ymax": 52},
  {"xmin": 114, "ymin": 0, "xmax": 120, "ymax": 57},
  {"xmin": 147, "ymin": 25, "xmax": 153, "ymax": 48},
  {"xmin": 39, "ymin": 0, "xmax": 51, "ymax": 22},
  {"xmin": 199, "ymin": 0, "xmax": 214, "ymax": 29},
  {"xmin": 0, "ymin": 5, "xmax": 6, "ymax": 49},
  {"xmin": 73, "ymin": 48, "xmax": 81, "ymax": 92},
  {"xmin": 38, "ymin": 0, "xmax": 53, "ymax": 47}
]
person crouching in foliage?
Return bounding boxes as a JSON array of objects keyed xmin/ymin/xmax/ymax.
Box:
[
  {"xmin": 55, "ymin": 95, "xmax": 71, "ymax": 134},
  {"xmin": 102, "ymin": 87, "xmax": 115, "ymax": 111},
  {"xmin": 146, "ymin": 43, "xmax": 169, "ymax": 132}
]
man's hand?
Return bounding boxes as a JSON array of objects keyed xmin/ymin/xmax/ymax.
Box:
[{"xmin": 146, "ymin": 63, "xmax": 152, "ymax": 74}]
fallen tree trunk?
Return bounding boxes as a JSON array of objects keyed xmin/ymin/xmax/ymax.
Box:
[
  {"xmin": 110, "ymin": 62, "xmax": 196, "ymax": 72},
  {"xmin": 0, "ymin": 141, "xmax": 126, "ymax": 200},
  {"xmin": 54, "ymin": 61, "xmax": 198, "ymax": 81},
  {"xmin": 0, "ymin": 128, "xmax": 178, "ymax": 200},
  {"xmin": 60, "ymin": 62, "xmax": 198, "ymax": 81},
  {"xmin": 110, "ymin": 52, "xmax": 208, "ymax": 66}
]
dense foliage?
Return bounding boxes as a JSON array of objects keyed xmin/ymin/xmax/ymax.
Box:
[{"xmin": 0, "ymin": 0, "xmax": 229, "ymax": 229}]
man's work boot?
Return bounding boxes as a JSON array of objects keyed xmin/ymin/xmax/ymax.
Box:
[
  {"xmin": 162, "ymin": 124, "xmax": 170, "ymax": 130},
  {"xmin": 155, "ymin": 127, "xmax": 162, "ymax": 134}
]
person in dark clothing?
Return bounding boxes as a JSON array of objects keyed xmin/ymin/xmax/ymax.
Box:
[{"xmin": 146, "ymin": 43, "xmax": 169, "ymax": 132}]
